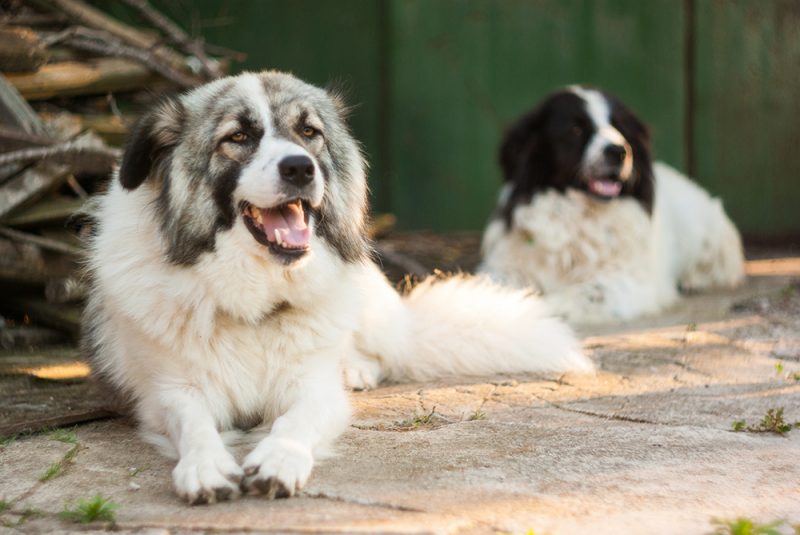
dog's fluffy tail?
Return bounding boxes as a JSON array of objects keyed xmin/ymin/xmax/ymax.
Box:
[{"xmin": 353, "ymin": 264, "xmax": 593, "ymax": 385}]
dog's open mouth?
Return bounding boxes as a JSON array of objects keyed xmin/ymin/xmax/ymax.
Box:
[
  {"xmin": 587, "ymin": 176, "xmax": 623, "ymax": 199},
  {"xmin": 242, "ymin": 199, "xmax": 311, "ymax": 260}
]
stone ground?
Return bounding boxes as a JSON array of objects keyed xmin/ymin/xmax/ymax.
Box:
[{"xmin": 1, "ymin": 256, "xmax": 799, "ymax": 534}]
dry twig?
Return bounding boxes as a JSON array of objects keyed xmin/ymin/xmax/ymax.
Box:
[
  {"xmin": 0, "ymin": 136, "xmax": 120, "ymax": 167},
  {"xmin": 120, "ymin": 0, "xmax": 223, "ymax": 79},
  {"xmin": 43, "ymin": 26, "xmax": 198, "ymax": 88}
]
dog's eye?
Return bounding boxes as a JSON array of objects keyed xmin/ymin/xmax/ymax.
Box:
[
  {"xmin": 302, "ymin": 126, "xmax": 318, "ymax": 138},
  {"xmin": 229, "ymin": 131, "xmax": 247, "ymax": 143},
  {"xmin": 571, "ymin": 126, "xmax": 583, "ymax": 137}
]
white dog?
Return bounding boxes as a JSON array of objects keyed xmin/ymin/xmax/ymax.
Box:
[
  {"xmin": 480, "ymin": 86, "xmax": 745, "ymax": 323},
  {"xmin": 83, "ymin": 71, "xmax": 593, "ymax": 504}
]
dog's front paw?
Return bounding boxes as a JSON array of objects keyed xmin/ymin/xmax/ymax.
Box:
[
  {"xmin": 173, "ymin": 447, "xmax": 244, "ymax": 505},
  {"xmin": 241, "ymin": 437, "xmax": 313, "ymax": 499}
]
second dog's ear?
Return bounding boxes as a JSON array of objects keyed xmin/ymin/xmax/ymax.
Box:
[
  {"xmin": 499, "ymin": 106, "xmax": 544, "ymax": 183},
  {"xmin": 119, "ymin": 98, "xmax": 184, "ymax": 190}
]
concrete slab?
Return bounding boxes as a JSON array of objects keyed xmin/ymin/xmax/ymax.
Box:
[{"xmin": 1, "ymin": 261, "xmax": 799, "ymax": 534}]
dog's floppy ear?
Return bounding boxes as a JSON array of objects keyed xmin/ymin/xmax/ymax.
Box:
[
  {"xmin": 609, "ymin": 97, "xmax": 655, "ymax": 213},
  {"xmin": 498, "ymin": 105, "xmax": 545, "ymax": 184},
  {"xmin": 118, "ymin": 97, "xmax": 184, "ymax": 190}
]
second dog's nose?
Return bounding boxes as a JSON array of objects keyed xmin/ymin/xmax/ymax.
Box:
[
  {"xmin": 278, "ymin": 155, "xmax": 315, "ymax": 187},
  {"xmin": 603, "ymin": 144, "xmax": 627, "ymax": 165}
]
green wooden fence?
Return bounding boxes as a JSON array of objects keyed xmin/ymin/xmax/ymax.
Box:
[{"xmin": 178, "ymin": 0, "xmax": 798, "ymax": 236}]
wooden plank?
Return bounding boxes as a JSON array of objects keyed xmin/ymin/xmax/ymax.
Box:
[
  {"xmin": 0, "ymin": 130, "xmax": 120, "ymax": 176},
  {"xmin": 0, "ymin": 237, "xmax": 53, "ymax": 284},
  {"xmin": 0, "ymin": 26, "xmax": 49, "ymax": 72},
  {"xmin": 4, "ymin": 297, "xmax": 81, "ymax": 334},
  {"xmin": 0, "ymin": 161, "xmax": 71, "ymax": 219},
  {"xmin": 693, "ymin": 0, "xmax": 800, "ymax": 236},
  {"xmin": 0, "ymin": 125, "xmax": 54, "ymax": 153},
  {"xmin": 0, "ymin": 74, "xmax": 46, "ymax": 135},
  {"xmin": 45, "ymin": 277, "xmax": 87, "ymax": 304},
  {"xmin": 79, "ymin": 114, "xmax": 131, "ymax": 146},
  {"xmin": 0, "ymin": 226, "xmax": 82, "ymax": 256},
  {"xmin": 0, "ymin": 409, "xmax": 115, "ymax": 439},
  {"xmin": 5, "ymin": 58, "xmax": 159, "ymax": 100},
  {"xmin": 38, "ymin": 0, "xmax": 189, "ymax": 73},
  {"xmin": 0, "ymin": 327, "xmax": 68, "ymax": 351},
  {"xmin": 4, "ymin": 196, "xmax": 85, "ymax": 228}
]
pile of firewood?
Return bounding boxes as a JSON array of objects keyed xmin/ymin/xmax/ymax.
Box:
[{"xmin": 0, "ymin": 0, "xmax": 240, "ymax": 348}]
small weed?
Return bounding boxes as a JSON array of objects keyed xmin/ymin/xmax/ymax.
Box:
[
  {"xmin": 49, "ymin": 427, "xmax": 78, "ymax": 445},
  {"xmin": 39, "ymin": 443, "xmax": 80, "ymax": 482},
  {"xmin": 128, "ymin": 466, "xmax": 142, "ymax": 477},
  {"xmin": 774, "ymin": 361, "xmax": 800, "ymax": 382},
  {"xmin": 1, "ymin": 508, "xmax": 44, "ymax": 528},
  {"xmin": 467, "ymin": 409, "xmax": 486, "ymax": 421},
  {"xmin": 732, "ymin": 408, "xmax": 800, "ymax": 436},
  {"xmin": 0, "ymin": 500, "xmax": 8, "ymax": 513},
  {"xmin": 60, "ymin": 494, "xmax": 118, "ymax": 524},
  {"xmin": 686, "ymin": 322, "xmax": 698, "ymax": 332},
  {"xmin": 710, "ymin": 516, "xmax": 784, "ymax": 535},
  {"xmin": 401, "ymin": 408, "xmax": 436, "ymax": 427},
  {"xmin": 0, "ymin": 435, "xmax": 17, "ymax": 448},
  {"xmin": 780, "ymin": 283, "xmax": 797, "ymax": 302},
  {"xmin": 395, "ymin": 407, "xmax": 446, "ymax": 430}
]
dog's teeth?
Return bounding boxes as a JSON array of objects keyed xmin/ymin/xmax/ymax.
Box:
[{"xmin": 274, "ymin": 229, "xmax": 282, "ymax": 245}]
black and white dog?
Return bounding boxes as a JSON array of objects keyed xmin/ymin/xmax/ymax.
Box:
[
  {"xmin": 83, "ymin": 72, "xmax": 592, "ymax": 505},
  {"xmin": 479, "ymin": 86, "xmax": 745, "ymax": 324}
]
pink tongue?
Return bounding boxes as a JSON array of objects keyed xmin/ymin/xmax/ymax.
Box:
[
  {"xmin": 589, "ymin": 179, "xmax": 622, "ymax": 197},
  {"xmin": 260, "ymin": 203, "xmax": 310, "ymax": 247}
]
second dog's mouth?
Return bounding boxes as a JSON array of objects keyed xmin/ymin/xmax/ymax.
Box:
[
  {"xmin": 586, "ymin": 174, "xmax": 623, "ymax": 199},
  {"xmin": 242, "ymin": 199, "xmax": 311, "ymax": 260}
]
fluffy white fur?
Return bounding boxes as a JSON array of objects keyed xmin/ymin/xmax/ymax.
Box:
[
  {"xmin": 480, "ymin": 162, "xmax": 745, "ymax": 323},
  {"xmin": 86, "ymin": 72, "xmax": 593, "ymax": 505}
]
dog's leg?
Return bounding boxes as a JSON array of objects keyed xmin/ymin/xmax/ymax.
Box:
[
  {"xmin": 544, "ymin": 273, "xmax": 672, "ymax": 324},
  {"xmin": 151, "ymin": 388, "xmax": 244, "ymax": 505},
  {"xmin": 242, "ymin": 358, "xmax": 350, "ymax": 498},
  {"xmin": 341, "ymin": 350, "xmax": 383, "ymax": 390}
]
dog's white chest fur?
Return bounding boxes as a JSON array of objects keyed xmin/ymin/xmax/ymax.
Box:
[
  {"xmin": 482, "ymin": 189, "xmax": 653, "ymax": 293},
  {"xmin": 480, "ymin": 162, "xmax": 745, "ymax": 324},
  {"xmin": 90, "ymin": 182, "xmax": 360, "ymax": 430}
]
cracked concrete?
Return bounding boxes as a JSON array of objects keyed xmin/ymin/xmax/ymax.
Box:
[{"xmin": 1, "ymin": 258, "xmax": 799, "ymax": 534}]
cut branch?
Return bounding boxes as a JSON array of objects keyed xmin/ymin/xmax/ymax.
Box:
[
  {"xmin": 0, "ymin": 136, "xmax": 121, "ymax": 167},
  {"xmin": 0, "ymin": 162, "xmax": 71, "ymax": 219},
  {"xmin": 0, "ymin": 226, "xmax": 83, "ymax": 256},
  {"xmin": 5, "ymin": 58, "xmax": 158, "ymax": 100},
  {"xmin": 0, "ymin": 74, "xmax": 46, "ymax": 135},
  {"xmin": 44, "ymin": 26, "xmax": 199, "ymax": 88},
  {"xmin": 4, "ymin": 196, "xmax": 85, "ymax": 228},
  {"xmin": 374, "ymin": 243, "xmax": 429, "ymax": 278},
  {"xmin": 120, "ymin": 0, "xmax": 223, "ymax": 79},
  {"xmin": 0, "ymin": 26, "xmax": 49, "ymax": 73},
  {"xmin": 34, "ymin": 0, "xmax": 189, "ymax": 73}
]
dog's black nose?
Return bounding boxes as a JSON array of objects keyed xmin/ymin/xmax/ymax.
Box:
[
  {"xmin": 603, "ymin": 144, "xmax": 627, "ymax": 165},
  {"xmin": 278, "ymin": 155, "xmax": 314, "ymax": 187}
]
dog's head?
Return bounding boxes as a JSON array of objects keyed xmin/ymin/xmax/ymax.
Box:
[
  {"xmin": 118, "ymin": 71, "xmax": 369, "ymax": 266},
  {"xmin": 497, "ymin": 86, "xmax": 654, "ymax": 225}
]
